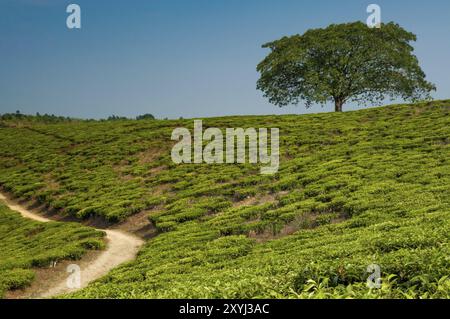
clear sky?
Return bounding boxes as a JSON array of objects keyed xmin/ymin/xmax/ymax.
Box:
[{"xmin": 1, "ymin": 0, "xmax": 450, "ymax": 119}]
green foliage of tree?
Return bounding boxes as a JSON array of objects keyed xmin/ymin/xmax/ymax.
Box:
[
  {"xmin": 107, "ymin": 115, "xmax": 129, "ymax": 121},
  {"xmin": 257, "ymin": 22, "xmax": 436, "ymax": 112},
  {"xmin": 0, "ymin": 112, "xmax": 75, "ymax": 123},
  {"xmin": 136, "ymin": 113, "xmax": 155, "ymax": 120}
]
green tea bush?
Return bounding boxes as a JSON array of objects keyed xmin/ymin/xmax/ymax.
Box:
[
  {"xmin": 1, "ymin": 101, "xmax": 449, "ymax": 298},
  {"xmin": 0, "ymin": 204, "xmax": 105, "ymax": 297}
]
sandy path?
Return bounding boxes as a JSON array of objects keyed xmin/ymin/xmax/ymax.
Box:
[{"xmin": 0, "ymin": 193, "xmax": 144, "ymax": 298}]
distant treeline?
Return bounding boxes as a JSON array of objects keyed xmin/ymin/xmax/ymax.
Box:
[
  {"xmin": 0, "ymin": 111, "xmax": 75, "ymax": 123},
  {"xmin": 0, "ymin": 111, "xmax": 158, "ymax": 123},
  {"xmin": 107, "ymin": 113, "xmax": 155, "ymax": 121}
]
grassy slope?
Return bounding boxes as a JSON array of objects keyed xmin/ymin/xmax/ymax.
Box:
[
  {"xmin": 0, "ymin": 101, "xmax": 449, "ymax": 298},
  {"xmin": 0, "ymin": 204, "xmax": 105, "ymax": 297}
]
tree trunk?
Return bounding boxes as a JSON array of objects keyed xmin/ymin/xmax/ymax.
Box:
[{"xmin": 334, "ymin": 99, "xmax": 344, "ymax": 112}]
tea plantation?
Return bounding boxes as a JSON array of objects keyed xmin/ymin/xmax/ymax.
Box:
[
  {"xmin": 0, "ymin": 101, "xmax": 449, "ymax": 298},
  {"xmin": 0, "ymin": 204, "xmax": 105, "ymax": 297}
]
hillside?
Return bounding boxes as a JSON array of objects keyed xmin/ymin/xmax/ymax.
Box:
[
  {"xmin": 0, "ymin": 100, "xmax": 449, "ymax": 298},
  {"xmin": 0, "ymin": 202, "xmax": 105, "ymax": 297}
]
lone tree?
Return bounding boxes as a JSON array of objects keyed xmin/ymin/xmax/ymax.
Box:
[{"xmin": 257, "ymin": 22, "xmax": 435, "ymax": 112}]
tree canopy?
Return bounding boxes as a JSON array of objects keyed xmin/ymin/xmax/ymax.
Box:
[
  {"xmin": 136, "ymin": 113, "xmax": 155, "ymax": 120},
  {"xmin": 257, "ymin": 22, "xmax": 436, "ymax": 112}
]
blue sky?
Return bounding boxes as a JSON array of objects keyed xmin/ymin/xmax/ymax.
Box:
[{"xmin": 1, "ymin": 0, "xmax": 450, "ymax": 119}]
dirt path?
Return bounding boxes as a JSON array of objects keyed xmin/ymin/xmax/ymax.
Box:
[{"xmin": 0, "ymin": 193, "xmax": 144, "ymax": 298}]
